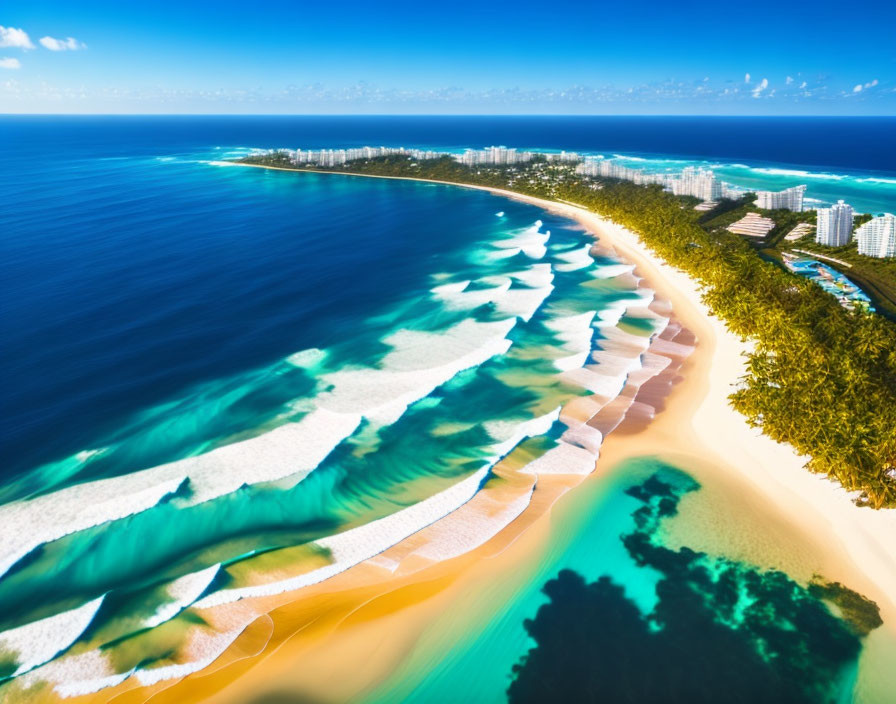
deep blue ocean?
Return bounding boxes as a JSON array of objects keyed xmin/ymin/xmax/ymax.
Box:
[
  {"xmin": 0, "ymin": 116, "xmax": 893, "ymax": 701},
  {"xmin": 5, "ymin": 115, "xmax": 896, "ymax": 173},
  {"xmin": 2, "ymin": 115, "xmax": 894, "ymax": 479}
]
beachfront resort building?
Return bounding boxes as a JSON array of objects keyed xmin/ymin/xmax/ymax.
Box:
[
  {"xmin": 855, "ymin": 214, "xmax": 896, "ymax": 258},
  {"xmin": 755, "ymin": 185, "xmax": 806, "ymax": 212},
  {"xmin": 575, "ymin": 157, "xmax": 669, "ymax": 186},
  {"xmin": 576, "ymin": 160, "xmax": 723, "ymax": 202},
  {"xmin": 727, "ymin": 212, "xmax": 776, "ymax": 238},
  {"xmin": 290, "ymin": 146, "xmax": 442, "ymax": 166},
  {"xmin": 456, "ymin": 146, "xmax": 535, "ymax": 166},
  {"xmin": 669, "ymin": 167, "xmax": 722, "ymax": 202},
  {"xmin": 816, "ymin": 200, "xmax": 854, "ymax": 247}
]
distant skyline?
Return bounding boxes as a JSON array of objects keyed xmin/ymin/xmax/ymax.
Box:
[{"xmin": 2, "ymin": 0, "xmax": 894, "ymax": 115}]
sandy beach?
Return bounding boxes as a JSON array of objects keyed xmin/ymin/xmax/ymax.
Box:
[{"xmin": 59, "ymin": 168, "xmax": 896, "ymax": 704}]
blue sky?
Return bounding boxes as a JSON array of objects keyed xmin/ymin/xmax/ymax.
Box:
[{"xmin": 1, "ymin": 0, "xmax": 894, "ymax": 114}]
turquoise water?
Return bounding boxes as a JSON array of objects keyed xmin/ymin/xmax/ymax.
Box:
[
  {"xmin": 607, "ymin": 155, "xmax": 896, "ymax": 215},
  {"xmin": 785, "ymin": 257, "xmax": 875, "ymax": 311},
  {"xmin": 1, "ymin": 134, "xmax": 673, "ymax": 696},
  {"xmin": 366, "ymin": 459, "xmax": 877, "ymax": 704},
  {"xmin": 1, "ymin": 117, "xmax": 890, "ymax": 701}
]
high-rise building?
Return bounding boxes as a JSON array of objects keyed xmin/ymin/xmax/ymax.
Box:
[
  {"xmin": 670, "ymin": 167, "xmax": 722, "ymax": 202},
  {"xmin": 815, "ymin": 200, "xmax": 854, "ymax": 246},
  {"xmin": 855, "ymin": 214, "xmax": 896, "ymax": 258},
  {"xmin": 755, "ymin": 185, "xmax": 806, "ymax": 212}
]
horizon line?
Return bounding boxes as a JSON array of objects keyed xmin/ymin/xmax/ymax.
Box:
[{"xmin": 2, "ymin": 112, "xmax": 894, "ymax": 118}]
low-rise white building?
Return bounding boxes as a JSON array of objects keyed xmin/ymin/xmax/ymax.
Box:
[{"xmin": 727, "ymin": 212, "xmax": 776, "ymax": 238}]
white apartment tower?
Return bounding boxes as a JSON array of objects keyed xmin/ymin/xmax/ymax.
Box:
[
  {"xmin": 855, "ymin": 214, "xmax": 896, "ymax": 258},
  {"xmin": 755, "ymin": 185, "xmax": 806, "ymax": 212},
  {"xmin": 672, "ymin": 167, "xmax": 722, "ymax": 202},
  {"xmin": 815, "ymin": 200, "xmax": 854, "ymax": 246}
]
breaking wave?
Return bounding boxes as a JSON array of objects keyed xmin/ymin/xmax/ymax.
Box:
[{"xmin": 0, "ymin": 208, "xmax": 695, "ymax": 698}]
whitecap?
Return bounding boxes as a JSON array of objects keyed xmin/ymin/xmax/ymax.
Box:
[
  {"xmin": 0, "ymin": 408, "xmax": 362, "ymax": 579},
  {"xmin": 553, "ymin": 244, "xmax": 594, "ymax": 272},
  {"xmin": 315, "ymin": 318, "xmax": 517, "ymax": 425},
  {"xmin": 519, "ymin": 441, "xmax": 598, "ymax": 476},
  {"xmin": 144, "ymin": 565, "xmax": 222, "ymax": 628},
  {"xmin": 284, "ymin": 347, "xmax": 328, "ymax": 368},
  {"xmin": 0, "ymin": 596, "xmax": 105, "ymax": 676},
  {"xmin": 195, "ymin": 408, "xmax": 561, "ymax": 608}
]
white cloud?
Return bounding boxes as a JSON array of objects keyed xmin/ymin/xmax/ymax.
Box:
[
  {"xmin": 800, "ymin": 81, "xmax": 807, "ymax": 89},
  {"xmin": 744, "ymin": 72, "xmax": 751, "ymax": 83},
  {"xmin": 0, "ymin": 57, "xmax": 21, "ymax": 69},
  {"xmin": 751, "ymin": 77, "xmax": 769, "ymax": 97},
  {"xmin": 0, "ymin": 25, "xmax": 34, "ymax": 49},
  {"xmin": 853, "ymin": 79, "xmax": 879, "ymax": 94},
  {"xmin": 39, "ymin": 36, "xmax": 86, "ymax": 51},
  {"xmin": 786, "ymin": 76, "xmax": 793, "ymax": 85}
]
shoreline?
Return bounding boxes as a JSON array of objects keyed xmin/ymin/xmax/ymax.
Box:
[{"xmin": 64, "ymin": 163, "xmax": 896, "ymax": 703}]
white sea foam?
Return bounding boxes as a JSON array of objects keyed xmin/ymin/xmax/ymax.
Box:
[
  {"xmin": 434, "ymin": 269, "xmax": 554, "ymax": 322},
  {"xmin": 134, "ymin": 627, "xmax": 245, "ymax": 687},
  {"xmin": 193, "ymin": 466, "xmax": 491, "ymax": 607},
  {"xmin": 33, "ymin": 411, "xmax": 560, "ymax": 694},
  {"xmin": 431, "ymin": 280, "xmax": 470, "ymax": 296},
  {"xmin": 520, "ymin": 441, "xmax": 598, "ymax": 476},
  {"xmin": 432, "ymin": 278, "xmax": 513, "ymax": 309},
  {"xmin": 553, "ymin": 244, "xmax": 594, "ymax": 272},
  {"xmin": 315, "ymin": 318, "xmax": 516, "ymax": 425},
  {"xmin": 0, "ymin": 596, "xmax": 105, "ymax": 676},
  {"xmin": 195, "ymin": 408, "xmax": 561, "ymax": 608},
  {"xmin": 592, "ymin": 263, "xmax": 636, "ymax": 279},
  {"xmin": 857, "ymin": 176, "xmax": 896, "ymax": 185},
  {"xmin": 545, "ymin": 311, "xmax": 596, "ymax": 358},
  {"xmin": 507, "ymin": 263, "xmax": 554, "ymax": 288},
  {"xmin": 494, "ymin": 221, "xmax": 550, "ymax": 259},
  {"xmin": 285, "ymin": 347, "xmax": 328, "ymax": 368},
  {"xmin": 562, "ymin": 365, "xmax": 633, "ymax": 399},
  {"xmin": 409, "ymin": 485, "xmax": 534, "ymax": 563},
  {"xmin": 144, "ymin": 565, "xmax": 222, "ymax": 628},
  {"xmin": 749, "ymin": 167, "xmax": 847, "ymax": 180},
  {"xmin": 595, "ymin": 294, "xmax": 653, "ymax": 329},
  {"xmin": 22, "ymin": 625, "xmax": 243, "ymax": 698},
  {"xmin": 553, "ymin": 351, "xmax": 592, "ymax": 372},
  {"xmin": 497, "ymin": 284, "xmax": 555, "ymax": 322},
  {"xmin": 483, "ymin": 247, "xmax": 521, "ymax": 260},
  {"xmin": 483, "ymin": 408, "xmax": 561, "ymax": 456},
  {"xmin": 0, "ymin": 408, "xmax": 362, "ymax": 579},
  {"xmin": 560, "ymin": 424, "xmax": 604, "ymax": 455},
  {"xmin": 27, "ymin": 650, "xmax": 135, "ymax": 699}
]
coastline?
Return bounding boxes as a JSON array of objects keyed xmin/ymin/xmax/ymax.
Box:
[{"xmin": 64, "ymin": 163, "xmax": 896, "ymax": 703}]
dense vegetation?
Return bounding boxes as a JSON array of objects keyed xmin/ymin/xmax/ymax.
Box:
[{"xmin": 241, "ymin": 153, "xmax": 896, "ymax": 507}]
